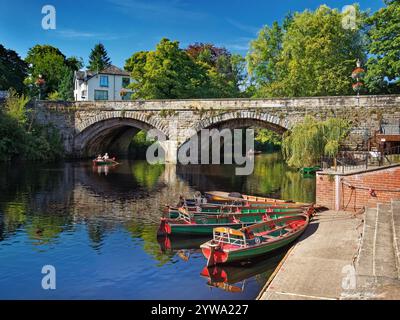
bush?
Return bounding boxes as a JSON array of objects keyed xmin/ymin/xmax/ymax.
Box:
[{"xmin": 0, "ymin": 90, "xmax": 64, "ymax": 162}]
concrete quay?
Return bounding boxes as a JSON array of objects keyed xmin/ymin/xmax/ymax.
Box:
[{"xmin": 258, "ymin": 203, "xmax": 400, "ymax": 300}]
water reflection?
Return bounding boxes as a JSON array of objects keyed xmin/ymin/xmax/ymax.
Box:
[
  {"xmin": 0, "ymin": 153, "xmax": 315, "ymax": 299},
  {"xmin": 200, "ymin": 248, "xmax": 286, "ymax": 293}
]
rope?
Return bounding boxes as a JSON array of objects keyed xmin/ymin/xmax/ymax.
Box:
[{"xmin": 342, "ymin": 179, "xmax": 400, "ymax": 193}]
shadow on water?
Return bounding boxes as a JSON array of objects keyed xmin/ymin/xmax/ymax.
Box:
[
  {"xmin": 0, "ymin": 153, "xmax": 316, "ymax": 299},
  {"xmin": 199, "ymin": 247, "xmax": 287, "ymax": 294}
]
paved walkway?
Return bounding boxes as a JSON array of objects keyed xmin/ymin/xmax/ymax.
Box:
[
  {"xmin": 258, "ymin": 210, "xmax": 362, "ymax": 300},
  {"xmin": 259, "ymin": 203, "xmax": 400, "ymax": 300},
  {"xmin": 349, "ymin": 201, "xmax": 400, "ymax": 299}
]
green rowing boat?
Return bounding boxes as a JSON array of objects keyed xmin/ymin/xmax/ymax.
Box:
[
  {"xmin": 165, "ymin": 206, "xmax": 308, "ymax": 219},
  {"xmin": 201, "ymin": 214, "xmax": 309, "ymax": 266},
  {"xmin": 157, "ymin": 207, "xmax": 313, "ymax": 236}
]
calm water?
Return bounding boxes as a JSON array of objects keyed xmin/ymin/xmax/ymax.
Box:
[{"xmin": 0, "ymin": 153, "xmax": 315, "ymax": 299}]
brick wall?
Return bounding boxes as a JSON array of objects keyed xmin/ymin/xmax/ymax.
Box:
[{"xmin": 316, "ymin": 165, "xmax": 400, "ymax": 211}]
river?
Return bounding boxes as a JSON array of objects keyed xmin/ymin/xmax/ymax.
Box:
[{"xmin": 0, "ymin": 153, "xmax": 315, "ymax": 299}]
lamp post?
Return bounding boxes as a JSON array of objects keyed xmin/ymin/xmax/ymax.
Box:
[
  {"xmin": 35, "ymin": 74, "xmax": 45, "ymax": 100},
  {"xmin": 351, "ymin": 59, "xmax": 365, "ymax": 97}
]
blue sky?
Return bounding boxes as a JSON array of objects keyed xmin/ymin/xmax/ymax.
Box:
[{"xmin": 0, "ymin": 0, "xmax": 383, "ymax": 68}]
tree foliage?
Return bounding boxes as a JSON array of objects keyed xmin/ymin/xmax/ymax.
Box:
[
  {"xmin": 0, "ymin": 90, "xmax": 63, "ymax": 162},
  {"xmin": 255, "ymin": 129, "xmax": 282, "ymax": 151},
  {"xmin": 248, "ymin": 5, "xmax": 367, "ymax": 97},
  {"xmin": 282, "ymin": 116, "xmax": 351, "ymax": 168},
  {"xmin": 24, "ymin": 45, "xmax": 81, "ymax": 100},
  {"xmin": 365, "ymin": 0, "xmax": 400, "ymax": 94},
  {"xmin": 125, "ymin": 39, "xmax": 246, "ymax": 99},
  {"xmin": 87, "ymin": 43, "xmax": 111, "ymax": 72},
  {"xmin": 0, "ymin": 44, "xmax": 28, "ymax": 92}
]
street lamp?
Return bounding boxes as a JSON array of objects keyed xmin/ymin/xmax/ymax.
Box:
[
  {"xmin": 35, "ymin": 74, "xmax": 45, "ymax": 100},
  {"xmin": 351, "ymin": 59, "xmax": 365, "ymax": 97}
]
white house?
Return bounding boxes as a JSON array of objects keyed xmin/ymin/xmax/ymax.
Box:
[{"xmin": 74, "ymin": 65, "xmax": 133, "ymax": 101}]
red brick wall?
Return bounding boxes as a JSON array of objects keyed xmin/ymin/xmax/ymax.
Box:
[
  {"xmin": 316, "ymin": 165, "xmax": 400, "ymax": 211},
  {"xmin": 316, "ymin": 174, "xmax": 336, "ymax": 209}
]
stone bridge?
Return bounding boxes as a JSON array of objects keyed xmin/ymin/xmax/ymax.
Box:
[{"xmin": 34, "ymin": 95, "xmax": 400, "ymax": 162}]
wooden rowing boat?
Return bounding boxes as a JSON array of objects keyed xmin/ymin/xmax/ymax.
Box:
[
  {"xmin": 300, "ymin": 166, "xmax": 321, "ymax": 174},
  {"xmin": 157, "ymin": 207, "xmax": 312, "ymax": 236},
  {"xmin": 165, "ymin": 205, "xmax": 310, "ymax": 219},
  {"xmin": 200, "ymin": 214, "xmax": 309, "ymax": 266},
  {"xmin": 200, "ymin": 249, "xmax": 284, "ymax": 292},
  {"xmin": 92, "ymin": 157, "xmax": 119, "ymax": 166},
  {"xmin": 204, "ymin": 191, "xmax": 311, "ymax": 206}
]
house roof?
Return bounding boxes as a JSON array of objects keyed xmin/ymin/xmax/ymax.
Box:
[{"xmin": 75, "ymin": 64, "xmax": 130, "ymax": 81}]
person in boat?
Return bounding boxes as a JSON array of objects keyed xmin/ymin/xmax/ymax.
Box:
[
  {"xmin": 103, "ymin": 153, "xmax": 109, "ymax": 160},
  {"xmin": 96, "ymin": 154, "xmax": 102, "ymax": 160}
]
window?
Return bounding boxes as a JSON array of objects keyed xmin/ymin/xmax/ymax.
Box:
[
  {"xmin": 81, "ymin": 90, "xmax": 86, "ymax": 97},
  {"xmin": 99, "ymin": 75, "xmax": 109, "ymax": 87},
  {"xmin": 122, "ymin": 77, "xmax": 130, "ymax": 88},
  {"xmin": 94, "ymin": 90, "xmax": 108, "ymax": 101}
]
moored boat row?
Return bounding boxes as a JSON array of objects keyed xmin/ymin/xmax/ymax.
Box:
[{"xmin": 157, "ymin": 191, "xmax": 313, "ymax": 266}]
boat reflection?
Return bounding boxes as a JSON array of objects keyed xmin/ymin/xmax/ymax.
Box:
[
  {"xmin": 200, "ymin": 248, "xmax": 286, "ymax": 293},
  {"xmin": 157, "ymin": 235, "xmax": 209, "ymax": 252},
  {"xmin": 157, "ymin": 236, "xmax": 209, "ymax": 262},
  {"xmin": 92, "ymin": 163, "xmax": 119, "ymax": 175}
]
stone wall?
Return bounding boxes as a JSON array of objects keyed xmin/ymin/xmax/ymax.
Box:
[{"xmin": 316, "ymin": 165, "xmax": 400, "ymax": 211}]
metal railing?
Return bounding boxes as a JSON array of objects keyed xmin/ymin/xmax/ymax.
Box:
[
  {"xmin": 381, "ymin": 124, "xmax": 400, "ymax": 135},
  {"xmin": 213, "ymin": 230, "xmax": 246, "ymax": 247},
  {"xmin": 320, "ymin": 147, "xmax": 400, "ymax": 173}
]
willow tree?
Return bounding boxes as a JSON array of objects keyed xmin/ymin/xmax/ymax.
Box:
[{"xmin": 282, "ymin": 116, "xmax": 351, "ymax": 168}]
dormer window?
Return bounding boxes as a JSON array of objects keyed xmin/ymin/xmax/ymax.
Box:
[{"xmin": 100, "ymin": 75, "xmax": 109, "ymax": 87}]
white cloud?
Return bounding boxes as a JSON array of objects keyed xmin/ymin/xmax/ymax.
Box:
[
  {"xmin": 226, "ymin": 18, "xmax": 260, "ymax": 35},
  {"xmin": 56, "ymin": 29, "xmax": 129, "ymax": 41},
  {"xmin": 107, "ymin": 0, "xmax": 208, "ymax": 21}
]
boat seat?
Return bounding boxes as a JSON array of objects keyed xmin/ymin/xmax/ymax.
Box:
[{"xmin": 261, "ymin": 235, "xmax": 275, "ymax": 240}]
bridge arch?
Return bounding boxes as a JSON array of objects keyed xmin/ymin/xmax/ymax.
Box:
[
  {"xmin": 176, "ymin": 111, "xmax": 290, "ymax": 162},
  {"xmin": 180, "ymin": 111, "xmax": 289, "ymax": 146},
  {"xmin": 193, "ymin": 110, "xmax": 289, "ymax": 136},
  {"xmin": 74, "ymin": 116, "xmax": 169, "ymax": 157}
]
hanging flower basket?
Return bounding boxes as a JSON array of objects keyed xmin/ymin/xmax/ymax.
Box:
[
  {"xmin": 352, "ymin": 82, "xmax": 363, "ymax": 92},
  {"xmin": 351, "ymin": 67, "xmax": 365, "ymax": 80},
  {"xmin": 120, "ymin": 89, "xmax": 128, "ymax": 97},
  {"xmin": 35, "ymin": 78, "xmax": 45, "ymax": 86}
]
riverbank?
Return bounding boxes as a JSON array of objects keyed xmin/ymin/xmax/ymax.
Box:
[{"xmin": 258, "ymin": 205, "xmax": 400, "ymax": 300}]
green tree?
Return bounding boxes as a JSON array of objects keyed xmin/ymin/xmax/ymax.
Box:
[
  {"xmin": 255, "ymin": 129, "xmax": 282, "ymax": 151},
  {"xmin": 66, "ymin": 56, "xmax": 83, "ymax": 72},
  {"xmin": 186, "ymin": 43, "xmax": 244, "ymax": 97},
  {"xmin": 87, "ymin": 43, "xmax": 111, "ymax": 72},
  {"xmin": 0, "ymin": 90, "xmax": 63, "ymax": 162},
  {"xmin": 125, "ymin": 38, "xmax": 208, "ymax": 99},
  {"xmin": 57, "ymin": 66, "xmax": 74, "ymax": 101},
  {"xmin": 0, "ymin": 44, "xmax": 28, "ymax": 92},
  {"xmin": 365, "ymin": 0, "xmax": 400, "ymax": 94},
  {"xmin": 247, "ymin": 22, "xmax": 283, "ymax": 87},
  {"xmin": 249, "ymin": 5, "xmax": 366, "ymax": 97},
  {"xmin": 24, "ymin": 45, "xmax": 67, "ymax": 98},
  {"xmin": 282, "ymin": 116, "xmax": 351, "ymax": 168}
]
